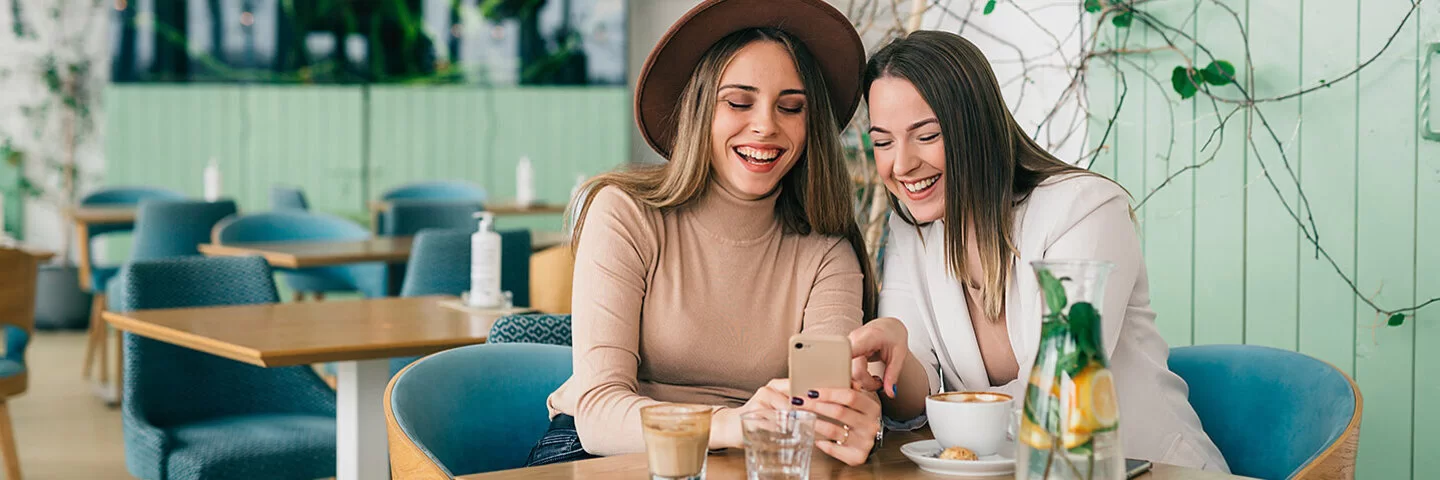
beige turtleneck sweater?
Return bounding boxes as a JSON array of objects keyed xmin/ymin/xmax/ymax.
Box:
[{"xmin": 546, "ymin": 184, "xmax": 865, "ymax": 455}]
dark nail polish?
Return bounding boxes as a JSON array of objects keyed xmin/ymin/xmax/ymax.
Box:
[
  {"xmin": 807, "ymin": 390, "xmax": 820, "ymax": 399},
  {"xmin": 791, "ymin": 397, "xmax": 804, "ymax": 406}
]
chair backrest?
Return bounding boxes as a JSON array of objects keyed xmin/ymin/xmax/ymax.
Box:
[
  {"xmin": 130, "ymin": 199, "xmax": 239, "ymax": 261},
  {"xmin": 78, "ymin": 186, "xmax": 186, "ymax": 251},
  {"xmin": 486, "ymin": 314, "xmax": 571, "ymax": 346},
  {"xmin": 118, "ymin": 256, "xmax": 335, "ymax": 427},
  {"xmin": 214, "ymin": 210, "xmax": 369, "ymax": 244},
  {"xmin": 380, "ymin": 181, "xmax": 487, "ymax": 202},
  {"xmin": 381, "ymin": 200, "xmax": 484, "ymax": 237},
  {"xmin": 400, "ymin": 228, "xmax": 531, "ymax": 306},
  {"xmin": 0, "ymin": 248, "xmax": 43, "ymax": 378},
  {"xmin": 385, "ymin": 343, "xmax": 571, "ymax": 477},
  {"xmin": 1168, "ymin": 345, "xmax": 1361, "ymax": 479},
  {"xmin": 269, "ymin": 186, "xmax": 310, "ymax": 211}
]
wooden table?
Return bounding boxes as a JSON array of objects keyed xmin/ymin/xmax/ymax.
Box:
[
  {"xmin": 198, "ymin": 231, "xmax": 568, "ymax": 269},
  {"xmin": 368, "ymin": 200, "xmax": 567, "ymax": 217},
  {"xmin": 104, "ymin": 295, "xmax": 500, "ymax": 480},
  {"xmin": 462, "ymin": 430, "xmax": 1253, "ymax": 480}
]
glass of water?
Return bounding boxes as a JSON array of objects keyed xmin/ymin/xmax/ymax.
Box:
[{"xmin": 741, "ymin": 409, "xmax": 817, "ymax": 480}]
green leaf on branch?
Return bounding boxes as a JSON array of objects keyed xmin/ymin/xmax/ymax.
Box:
[
  {"xmin": 1388, "ymin": 313, "xmax": 1406, "ymax": 327},
  {"xmin": 1084, "ymin": 0, "xmax": 1103, "ymax": 13},
  {"xmin": 1112, "ymin": 11, "xmax": 1133, "ymax": 27},
  {"xmin": 1171, "ymin": 66, "xmax": 1199, "ymax": 99},
  {"xmin": 1201, "ymin": 60, "xmax": 1236, "ymax": 86},
  {"xmin": 1038, "ymin": 269, "xmax": 1068, "ymax": 315},
  {"xmin": 984, "ymin": 0, "xmax": 997, "ymax": 15}
]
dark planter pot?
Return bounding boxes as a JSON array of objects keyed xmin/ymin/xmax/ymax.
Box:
[{"xmin": 33, "ymin": 263, "xmax": 93, "ymax": 330}]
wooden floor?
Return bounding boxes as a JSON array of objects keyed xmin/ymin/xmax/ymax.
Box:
[{"xmin": 10, "ymin": 331, "xmax": 129, "ymax": 479}]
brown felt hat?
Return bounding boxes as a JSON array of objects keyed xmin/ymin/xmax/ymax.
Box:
[{"xmin": 634, "ymin": 0, "xmax": 865, "ymax": 159}]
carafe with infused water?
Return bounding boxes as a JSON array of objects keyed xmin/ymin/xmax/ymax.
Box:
[{"xmin": 1016, "ymin": 260, "xmax": 1123, "ymax": 480}]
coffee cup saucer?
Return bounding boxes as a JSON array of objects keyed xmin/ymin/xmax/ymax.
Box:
[{"xmin": 899, "ymin": 439, "xmax": 1016, "ymax": 477}]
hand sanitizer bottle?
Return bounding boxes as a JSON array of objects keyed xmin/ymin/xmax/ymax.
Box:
[
  {"xmin": 203, "ymin": 157, "xmax": 222, "ymax": 201},
  {"xmin": 516, "ymin": 156, "xmax": 535, "ymax": 208},
  {"xmin": 468, "ymin": 212, "xmax": 503, "ymax": 308}
]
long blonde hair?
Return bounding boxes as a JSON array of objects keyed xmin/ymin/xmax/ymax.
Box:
[
  {"xmin": 572, "ymin": 28, "xmax": 877, "ymax": 318},
  {"xmin": 864, "ymin": 31, "xmax": 1118, "ymax": 320}
]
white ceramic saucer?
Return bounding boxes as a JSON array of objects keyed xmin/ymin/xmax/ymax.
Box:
[{"xmin": 899, "ymin": 439, "xmax": 1017, "ymax": 477}]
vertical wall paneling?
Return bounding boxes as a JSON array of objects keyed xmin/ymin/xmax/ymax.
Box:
[
  {"xmin": 1190, "ymin": 0, "xmax": 1248, "ymax": 346},
  {"xmin": 1242, "ymin": 0, "xmax": 1302, "ymax": 350},
  {"xmin": 1410, "ymin": 2, "xmax": 1440, "ymax": 476},
  {"xmin": 1353, "ymin": 0, "xmax": 1419, "ymax": 477}
]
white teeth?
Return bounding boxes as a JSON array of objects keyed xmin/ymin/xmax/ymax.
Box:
[
  {"xmin": 736, "ymin": 146, "xmax": 779, "ymax": 160},
  {"xmin": 903, "ymin": 175, "xmax": 939, "ymax": 193}
]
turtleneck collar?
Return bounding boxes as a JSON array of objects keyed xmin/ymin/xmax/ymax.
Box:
[{"xmin": 685, "ymin": 181, "xmax": 782, "ymax": 245}]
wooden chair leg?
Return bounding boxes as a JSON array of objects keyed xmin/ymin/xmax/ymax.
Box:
[
  {"xmin": 112, "ymin": 331, "xmax": 124, "ymax": 405},
  {"xmin": 0, "ymin": 401, "xmax": 22, "ymax": 480},
  {"xmin": 81, "ymin": 294, "xmax": 105, "ymax": 379},
  {"xmin": 314, "ymin": 292, "xmax": 325, "ymax": 302},
  {"xmin": 96, "ymin": 325, "xmax": 109, "ymax": 385},
  {"xmin": 292, "ymin": 291, "xmax": 304, "ymax": 303}
]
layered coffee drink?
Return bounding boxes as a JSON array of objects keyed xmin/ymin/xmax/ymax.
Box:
[
  {"xmin": 641, "ymin": 404, "xmax": 713, "ymax": 480},
  {"xmin": 930, "ymin": 391, "xmax": 1012, "ymax": 403}
]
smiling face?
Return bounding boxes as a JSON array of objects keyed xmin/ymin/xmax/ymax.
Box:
[
  {"xmin": 708, "ymin": 40, "xmax": 808, "ymax": 199},
  {"xmin": 867, "ymin": 76, "xmax": 947, "ymax": 223}
]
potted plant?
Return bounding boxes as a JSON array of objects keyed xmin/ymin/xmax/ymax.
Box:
[{"xmin": 1, "ymin": 4, "xmax": 109, "ymax": 329}]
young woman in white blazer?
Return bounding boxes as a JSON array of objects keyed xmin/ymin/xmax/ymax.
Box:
[{"xmin": 847, "ymin": 31, "xmax": 1230, "ymax": 472}]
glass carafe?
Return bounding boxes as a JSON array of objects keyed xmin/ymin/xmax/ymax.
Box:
[{"xmin": 1016, "ymin": 260, "xmax": 1123, "ymax": 480}]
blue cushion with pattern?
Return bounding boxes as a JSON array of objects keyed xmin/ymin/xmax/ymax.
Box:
[{"xmin": 486, "ymin": 314, "xmax": 572, "ymax": 346}]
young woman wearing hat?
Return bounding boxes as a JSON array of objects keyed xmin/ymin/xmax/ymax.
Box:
[
  {"xmin": 844, "ymin": 31, "xmax": 1229, "ymax": 471},
  {"xmin": 527, "ymin": 0, "xmax": 883, "ymax": 467}
]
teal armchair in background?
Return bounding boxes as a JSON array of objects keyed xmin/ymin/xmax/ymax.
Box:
[
  {"xmin": 384, "ymin": 343, "xmax": 570, "ymax": 477},
  {"xmin": 0, "ymin": 247, "xmax": 50, "ymax": 479},
  {"xmin": 1168, "ymin": 344, "xmax": 1361, "ymax": 479},
  {"xmin": 269, "ymin": 186, "xmax": 310, "ymax": 211},
  {"xmin": 78, "ymin": 187, "xmax": 185, "ymax": 383},
  {"xmin": 117, "ymin": 256, "xmax": 336, "ymax": 480},
  {"xmin": 88, "ymin": 199, "xmax": 238, "ymax": 404},
  {"xmin": 213, "ymin": 211, "xmax": 387, "ymax": 300}
]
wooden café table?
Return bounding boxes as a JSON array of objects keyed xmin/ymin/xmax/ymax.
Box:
[
  {"xmin": 463, "ymin": 430, "xmax": 1253, "ymax": 480},
  {"xmin": 198, "ymin": 231, "xmax": 568, "ymax": 269},
  {"xmin": 104, "ymin": 295, "xmax": 498, "ymax": 480},
  {"xmin": 67, "ymin": 206, "xmax": 138, "ymax": 291}
]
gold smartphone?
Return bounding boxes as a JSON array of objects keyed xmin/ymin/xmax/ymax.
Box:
[{"xmin": 788, "ymin": 333, "xmax": 852, "ymax": 398}]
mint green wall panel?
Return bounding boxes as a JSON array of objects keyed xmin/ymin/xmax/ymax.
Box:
[
  {"xmin": 1243, "ymin": 0, "xmax": 1302, "ymax": 351},
  {"xmin": 1296, "ymin": 0, "xmax": 1359, "ymax": 376},
  {"xmin": 366, "ymin": 86, "xmax": 629, "ymax": 231},
  {"xmin": 1353, "ymin": 1, "xmax": 1419, "ymax": 477},
  {"xmin": 1410, "ymin": 5, "xmax": 1440, "ymax": 476},
  {"xmin": 105, "ymin": 85, "xmax": 244, "ymax": 199},
  {"xmin": 240, "ymin": 87, "xmax": 364, "ymax": 214},
  {"xmin": 1190, "ymin": 6, "xmax": 1248, "ymax": 347},
  {"xmin": 1138, "ymin": 11, "xmax": 1197, "ymax": 347}
]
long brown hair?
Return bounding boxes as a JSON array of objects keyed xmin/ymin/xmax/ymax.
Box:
[
  {"xmin": 572, "ymin": 27, "xmax": 877, "ymax": 318},
  {"xmin": 863, "ymin": 31, "xmax": 1114, "ymax": 320}
]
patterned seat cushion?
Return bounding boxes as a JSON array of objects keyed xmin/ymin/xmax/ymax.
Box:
[
  {"xmin": 487, "ymin": 314, "xmax": 572, "ymax": 346},
  {"xmin": 163, "ymin": 413, "xmax": 336, "ymax": 480}
]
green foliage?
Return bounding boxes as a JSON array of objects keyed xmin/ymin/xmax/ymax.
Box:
[
  {"xmin": 1038, "ymin": 268, "xmax": 1068, "ymax": 315},
  {"xmin": 1171, "ymin": 61, "xmax": 1238, "ymax": 99},
  {"xmin": 984, "ymin": 0, "xmax": 997, "ymax": 15},
  {"xmin": 1084, "ymin": 0, "xmax": 1103, "ymax": 14},
  {"xmin": 1389, "ymin": 313, "xmax": 1406, "ymax": 327}
]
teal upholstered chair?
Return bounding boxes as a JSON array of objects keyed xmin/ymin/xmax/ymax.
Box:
[
  {"xmin": 78, "ymin": 187, "xmax": 185, "ymax": 381},
  {"xmin": 269, "ymin": 186, "xmax": 309, "ymax": 211},
  {"xmin": 91, "ymin": 199, "xmax": 239, "ymax": 403},
  {"xmin": 1168, "ymin": 345, "xmax": 1361, "ymax": 479},
  {"xmin": 214, "ymin": 211, "xmax": 387, "ymax": 300},
  {"xmin": 384, "ymin": 343, "xmax": 570, "ymax": 477},
  {"xmin": 118, "ymin": 256, "xmax": 336, "ymax": 480},
  {"xmin": 380, "ymin": 181, "xmax": 486, "ymax": 202},
  {"xmin": 386, "ymin": 228, "xmax": 534, "ymax": 375}
]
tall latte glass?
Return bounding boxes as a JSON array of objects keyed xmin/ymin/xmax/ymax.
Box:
[{"xmin": 640, "ymin": 404, "xmax": 713, "ymax": 480}]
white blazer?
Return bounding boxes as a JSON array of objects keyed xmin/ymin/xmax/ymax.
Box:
[{"xmin": 879, "ymin": 174, "xmax": 1229, "ymax": 472}]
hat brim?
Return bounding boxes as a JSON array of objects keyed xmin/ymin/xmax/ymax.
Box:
[{"xmin": 634, "ymin": 0, "xmax": 865, "ymax": 160}]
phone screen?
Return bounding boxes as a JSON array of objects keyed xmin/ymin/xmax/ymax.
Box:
[{"xmin": 1125, "ymin": 458, "xmax": 1153, "ymax": 478}]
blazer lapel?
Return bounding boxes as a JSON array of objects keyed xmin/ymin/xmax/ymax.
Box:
[{"xmin": 921, "ymin": 221, "xmax": 990, "ymax": 392}]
